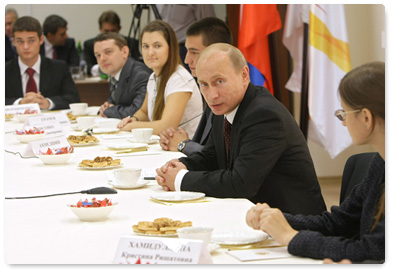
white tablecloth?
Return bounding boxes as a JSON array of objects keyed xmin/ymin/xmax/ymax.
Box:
[{"xmin": 4, "ymin": 116, "xmax": 321, "ymax": 264}]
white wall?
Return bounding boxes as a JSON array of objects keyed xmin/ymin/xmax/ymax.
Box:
[{"xmin": 5, "ymin": 4, "xmax": 226, "ymax": 46}]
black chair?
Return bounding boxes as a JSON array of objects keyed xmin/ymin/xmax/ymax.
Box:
[{"xmin": 340, "ymin": 152, "xmax": 377, "ymax": 204}]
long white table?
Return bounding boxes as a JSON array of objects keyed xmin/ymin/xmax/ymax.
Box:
[{"xmin": 3, "ymin": 115, "xmax": 321, "ymax": 264}]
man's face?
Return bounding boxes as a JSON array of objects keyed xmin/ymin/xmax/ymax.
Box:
[
  {"xmin": 47, "ymin": 27, "xmax": 68, "ymax": 46},
  {"xmin": 184, "ymin": 35, "xmax": 206, "ymax": 77},
  {"xmin": 5, "ymin": 12, "xmax": 17, "ymax": 38},
  {"xmin": 94, "ymin": 39, "xmax": 128, "ymax": 76},
  {"xmin": 197, "ymin": 52, "xmax": 249, "ymax": 116},
  {"xmin": 100, "ymin": 22, "xmax": 120, "ymax": 33},
  {"xmin": 13, "ymin": 31, "xmax": 44, "ymax": 65}
]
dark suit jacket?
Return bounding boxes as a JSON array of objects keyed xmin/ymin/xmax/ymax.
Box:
[
  {"xmin": 84, "ymin": 35, "xmax": 141, "ymax": 76},
  {"xmin": 40, "ymin": 38, "xmax": 79, "ymax": 67},
  {"xmin": 5, "ymin": 35, "xmax": 17, "ymax": 61},
  {"xmin": 5, "ymin": 57, "xmax": 81, "ymax": 110},
  {"xmin": 103, "ymin": 57, "xmax": 151, "ymax": 119},
  {"xmin": 179, "ymin": 83, "xmax": 327, "ymax": 215},
  {"xmin": 183, "ymin": 106, "xmax": 213, "ymax": 155}
]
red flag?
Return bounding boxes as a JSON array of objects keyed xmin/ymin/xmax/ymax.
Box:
[{"xmin": 238, "ymin": 4, "xmax": 282, "ymax": 94}]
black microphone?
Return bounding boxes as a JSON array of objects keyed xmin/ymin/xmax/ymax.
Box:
[{"xmin": 5, "ymin": 187, "xmax": 117, "ymax": 200}]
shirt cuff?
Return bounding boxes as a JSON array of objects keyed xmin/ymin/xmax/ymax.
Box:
[
  {"xmin": 174, "ymin": 169, "xmax": 189, "ymax": 191},
  {"xmin": 46, "ymin": 98, "xmax": 55, "ymax": 110},
  {"xmin": 13, "ymin": 98, "xmax": 22, "ymax": 105}
]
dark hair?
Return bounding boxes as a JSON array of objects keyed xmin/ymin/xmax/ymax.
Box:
[
  {"xmin": 12, "ymin": 16, "xmax": 42, "ymax": 37},
  {"xmin": 43, "ymin": 15, "xmax": 67, "ymax": 36},
  {"xmin": 186, "ymin": 17, "xmax": 233, "ymax": 46},
  {"xmin": 94, "ymin": 32, "xmax": 128, "ymax": 50},
  {"xmin": 140, "ymin": 20, "xmax": 181, "ymax": 120},
  {"xmin": 339, "ymin": 61, "xmax": 385, "ymax": 120},
  {"xmin": 98, "ymin": 10, "xmax": 120, "ymax": 28},
  {"xmin": 5, "ymin": 8, "xmax": 18, "ymax": 18}
]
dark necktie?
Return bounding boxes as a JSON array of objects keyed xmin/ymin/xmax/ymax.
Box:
[
  {"xmin": 110, "ymin": 77, "xmax": 118, "ymax": 101},
  {"xmin": 26, "ymin": 68, "xmax": 38, "ymax": 93},
  {"xmin": 52, "ymin": 47, "xmax": 57, "ymax": 59},
  {"xmin": 224, "ymin": 117, "xmax": 232, "ymax": 170}
]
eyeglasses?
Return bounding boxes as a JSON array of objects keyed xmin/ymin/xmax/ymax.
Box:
[{"xmin": 334, "ymin": 109, "xmax": 361, "ymax": 121}]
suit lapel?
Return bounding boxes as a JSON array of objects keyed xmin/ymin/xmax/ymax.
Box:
[
  {"xmin": 39, "ymin": 57, "xmax": 51, "ymax": 96},
  {"xmin": 12, "ymin": 59, "xmax": 24, "ymax": 97},
  {"xmin": 113, "ymin": 58, "xmax": 133, "ymax": 103},
  {"xmin": 228, "ymin": 83, "xmax": 256, "ymax": 168},
  {"xmin": 200, "ymin": 110, "xmax": 213, "ymax": 143}
]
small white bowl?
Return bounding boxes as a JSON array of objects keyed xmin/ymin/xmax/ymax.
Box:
[
  {"xmin": 16, "ymin": 132, "xmax": 46, "ymax": 143},
  {"xmin": 37, "ymin": 153, "xmax": 73, "ymax": 165},
  {"xmin": 14, "ymin": 113, "xmax": 41, "ymax": 122},
  {"xmin": 68, "ymin": 202, "xmax": 117, "ymax": 221}
]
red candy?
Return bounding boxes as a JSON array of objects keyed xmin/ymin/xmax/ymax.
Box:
[
  {"xmin": 38, "ymin": 146, "xmax": 74, "ymax": 155},
  {"xmin": 16, "ymin": 127, "xmax": 44, "ymax": 135},
  {"xmin": 71, "ymin": 198, "xmax": 113, "ymax": 208}
]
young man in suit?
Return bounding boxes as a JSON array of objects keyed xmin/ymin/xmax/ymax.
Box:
[
  {"xmin": 156, "ymin": 43, "xmax": 327, "ymax": 216},
  {"xmin": 5, "ymin": 16, "xmax": 80, "ymax": 110},
  {"xmin": 159, "ymin": 17, "xmax": 232, "ymax": 155},
  {"xmin": 94, "ymin": 32, "xmax": 151, "ymax": 119},
  {"xmin": 84, "ymin": 10, "xmax": 141, "ymax": 76},
  {"xmin": 40, "ymin": 15, "xmax": 79, "ymax": 67}
]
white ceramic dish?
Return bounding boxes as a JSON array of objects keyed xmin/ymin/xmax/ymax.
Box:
[
  {"xmin": 108, "ymin": 180, "xmax": 149, "ymax": 189},
  {"xmin": 128, "ymin": 135, "xmax": 160, "ymax": 144},
  {"xmin": 37, "ymin": 153, "xmax": 73, "ymax": 165},
  {"xmin": 211, "ymin": 230, "xmax": 269, "ymax": 245},
  {"xmin": 14, "ymin": 113, "xmax": 41, "ymax": 122},
  {"xmin": 150, "ymin": 191, "xmax": 205, "ymax": 202},
  {"xmin": 16, "ymin": 132, "xmax": 46, "ymax": 143},
  {"xmin": 91, "ymin": 128, "xmax": 120, "ymax": 134},
  {"xmin": 105, "ymin": 142, "xmax": 148, "ymax": 150},
  {"xmin": 68, "ymin": 202, "xmax": 117, "ymax": 221},
  {"xmin": 78, "ymin": 163, "xmax": 123, "ymax": 170}
]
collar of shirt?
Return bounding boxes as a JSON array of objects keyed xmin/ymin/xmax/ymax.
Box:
[
  {"xmin": 19, "ymin": 55, "xmax": 41, "ymax": 77},
  {"xmin": 44, "ymin": 37, "xmax": 55, "ymax": 59},
  {"xmin": 113, "ymin": 68, "xmax": 122, "ymax": 82},
  {"xmin": 224, "ymin": 105, "xmax": 239, "ymax": 125}
]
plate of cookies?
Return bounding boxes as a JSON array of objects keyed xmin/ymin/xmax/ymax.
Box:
[
  {"xmin": 132, "ymin": 217, "xmax": 192, "ymax": 237},
  {"xmin": 67, "ymin": 135, "xmax": 100, "ymax": 146},
  {"xmin": 78, "ymin": 156, "xmax": 122, "ymax": 170}
]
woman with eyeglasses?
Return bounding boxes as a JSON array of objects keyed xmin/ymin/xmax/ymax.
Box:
[
  {"xmin": 117, "ymin": 20, "xmax": 202, "ymax": 136},
  {"xmin": 246, "ymin": 62, "xmax": 385, "ymax": 263}
]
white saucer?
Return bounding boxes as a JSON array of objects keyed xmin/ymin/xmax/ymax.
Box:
[
  {"xmin": 108, "ymin": 180, "xmax": 149, "ymax": 189},
  {"xmin": 128, "ymin": 135, "xmax": 160, "ymax": 144}
]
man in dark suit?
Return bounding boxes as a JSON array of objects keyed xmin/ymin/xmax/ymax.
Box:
[
  {"xmin": 159, "ymin": 17, "xmax": 232, "ymax": 155},
  {"xmin": 94, "ymin": 32, "xmax": 150, "ymax": 119},
  {"xmin": 84, "ymin": 10, "xmax": 141, "ymax": 76},
  {"xmin": 5, "ymin": 8, "xmax": 18, "ymax": 61},
  {"xmin": 40, "ymin": 15, "xmax": 79, "ymax": 67},
  {"xmin": 5, "ymin": 16, "xmax": 80, "ymax": 110},
  {"xmin": 156, "ymin": 43, "xmax": 327, "ymax": 215}
]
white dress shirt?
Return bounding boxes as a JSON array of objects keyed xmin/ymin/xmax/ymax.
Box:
[
  {"xmin": 13, "ymin": 55, "xmax": 55, "ymax": 109},
  {"xmin": 174, "ymin": 105, "xmax": 239, "ymax": 191}
]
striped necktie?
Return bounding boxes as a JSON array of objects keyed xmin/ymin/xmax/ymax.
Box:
[{"xmin": 224, "ymin": 117, "xmax": 232, "ymax": 170}]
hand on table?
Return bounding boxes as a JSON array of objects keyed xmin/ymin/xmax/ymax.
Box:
[
  {"xmin": 20, "ymin": 92, "xmax": 50, "ymax": 109},
  {"xmin": 99, "ymin": 102, "xmax": 114, "ymax": 117},
  {"xmin": 246, "ymin": 203, "xmax": 298, "ymax": 246},
  {"xmin": 159, "ymin": 127, "xmax": 189, "ymax": 151},
  {"xmin": 155, "ymin": 159, "xmax": 186, "ymax": 191},
  {"xmin": 117, "ymin": 116, "xmax": 136, "ymax": 129}
]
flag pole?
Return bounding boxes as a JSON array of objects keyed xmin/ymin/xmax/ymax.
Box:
[{"xmin": 299, "ymin": 22, "xmax": 309, "ymax": 139}]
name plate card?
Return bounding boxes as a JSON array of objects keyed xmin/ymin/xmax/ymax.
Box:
[
  {"xmin": 113, "ymin": 236, "xmax": 212, "ymax": 264},
  {"xmin": 5, "ymin": 103, "xmax": 41, "ymax": 115},
  {"xmin": 24, "ymin": 136, "xmax": 72, "ymax": 158},
  {"xmin": 26, "ymin": 112, "xmax": 70, "ymax": 127},
  {"xmin": 23, "ymin": 123, "xmax": 65, "ymax": 138}
]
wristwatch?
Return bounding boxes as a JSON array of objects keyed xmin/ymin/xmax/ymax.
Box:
[{"xmin": 177, "ymin": 139, "xmax": 190, "ymax": 152}]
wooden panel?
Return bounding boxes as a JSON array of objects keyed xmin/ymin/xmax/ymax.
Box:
[{"xmin": 74, "ymin": 79, "xmax": 109, "ymax": 107}]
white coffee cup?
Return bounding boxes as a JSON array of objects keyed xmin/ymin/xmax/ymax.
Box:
[
  {"xmin": 132, "ymin": 128, "xmax": 153, "ymax": 142},
  {"xmin": 113, "ymin": 168, "xmax": 142, "ymax": 186},
  {"xmin": 176, "ymin": 227, "xmax": 214, "ymax": 246},
  {"xmin": 76, "ymin": 116, "xmax": 95, "ymax": 129},
  {"xmin": 69, "ymin": 103, "xmax": 88, "ymax": 115}
]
